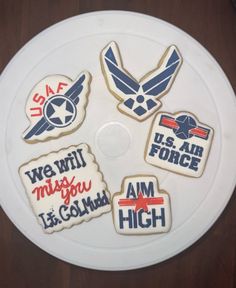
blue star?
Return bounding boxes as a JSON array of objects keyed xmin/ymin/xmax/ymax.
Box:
[{"xmin": 173, "ymin": 115, "xmax": 197, "ymax": 139}]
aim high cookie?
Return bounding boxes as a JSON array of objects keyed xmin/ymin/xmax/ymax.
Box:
[{"xmin": 112, "ymin": 175, "xmax": 171, "ymax": 235}]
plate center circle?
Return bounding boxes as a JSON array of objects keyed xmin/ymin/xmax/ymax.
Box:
[{"xmin": 96, "ymin": 122, "xmax": 131, "ymax": 157}]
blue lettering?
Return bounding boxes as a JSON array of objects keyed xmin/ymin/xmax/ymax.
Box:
[
  {"xmin": 140, "ymin": 182, "xmax": 154, "ymax": 197},
  {"xmin": 25, "ymin": 167, "xmax": 44, "ymax": 184},
  {"xmin": 54, "ymin": 159, "xmax": 70, "ymax": 174},
  {"xmin": 165, "ymin": 136, "xmax": 175, "ymax": 147},
  {"xmin": 119, "ymin": 209, "xmax": 133, "ymax": 229},
  {"xmin": 168, "ymin": 150, "xmax": 180, "ymax": 164},
  {"xmin": 38, "ymin": 211, "xmax": 62, "ymax": 229},
  {"xmin": 43, "ymin": 164, "xmax": 56, "ymax": 178},
  {"xmin": 159, "ymin": 147, "xmax": 169, "ymax": 160},
  {"xmin": 148, "ymin": 143, "xmax": 202, "ymax": 172},
  {"xmin": 194, "ymin": 145, "xmax": 203, "ymax": 157},
  {"xmin": 126, "ymin": 182, "xmax": 154, "ymax": 198},
  {"xmin": 138, "ymin": 210, "xmax": 151, "ymax": 228},
  {"xmin": 179, "ymin": 141, "xmax": 190, "ymax": 153},
  {"xmin": 189, "ymin": 157, "xmax": 201, "ymax": 171},
  {"xmin": 126, "ymin": 183, "xmax": 136, "ymax": 198},
  {"xmin": 118, "ymin": 208, "xmax": 166, "ymax": 230},
  {"xmin": 59, "ymin": 191, "xmax": 109, "ymax": 222},
  {"xmin": 148, "ymin": 144, "xmax": 161, "ymax": 157},
  {"xmin": 54, "ymin": 149, "xmax": 87, "ymax": 174},
  {"xmin": 154, "ymin": 133, "xmax": 164, "ymax": 144},
  {"xmin": 180, "ymin": 142, "xmax": 203, "ymax": 157},
  {"xmin": 152, "ymin": 208, "xmax": 165, "ymax": 227},
  {"xmin": 179, "ymin": 154, "xmax": 191, "ymax": 167},
  {"xmin": 59, "ymin": 205, "xmax": 70, "ymax": 221}
]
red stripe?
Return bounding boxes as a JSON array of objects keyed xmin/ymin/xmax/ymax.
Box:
[
  {"xmin": 161, "ymin": 117, "xmax": 179, "ymax": 129},
  {"xmin": 190, "ymin": 127, "xmax": 208, "ymax": 138},
  {"xmin": 118, "ymin": 199, "xmax": 136, "ymax": 206},
  {"xmin": 118, "ymin": 197, "xmax": 164, "ymax": 206},
  {"xmin": 146, "ymin": 198, "xmax": 164, "ymax": 205}
]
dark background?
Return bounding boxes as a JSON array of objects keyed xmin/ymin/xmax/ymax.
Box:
[{"xmin": 0, "ymin": 0, "xmax": 236, "ymax": 287}]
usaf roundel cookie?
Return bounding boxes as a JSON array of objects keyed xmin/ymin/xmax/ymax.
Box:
[
  {"xmin": 101, "ymin": 41, "xmax": 182, "ymax": 121},
  {"xmin": 112, "ymin": 175, "xmax": 171, "ymax": 235},
  {"xmin": 23, "ymin": 72, "xmax": 91, "ymax": 143},
  {"xmin": 19, "ymin": 143, "xmax": 111, "ymax": 233},
  {"xmin": 145, "ymin": 111, "xmax": 214, "ymax": 177}
]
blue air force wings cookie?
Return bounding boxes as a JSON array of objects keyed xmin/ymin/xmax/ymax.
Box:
[
  {"xmin": 145, "ymin": 112, "xmax": 214, "ymax": 177},
  {"xmin": 23, "ymin": 72, "xmax": 91, "ymax": 142},
  {"xmin": 112, "ymin": 175, "xmax": 171, "ymax": 235},
  {"xmin": 101, "ymin": 41, "xmax": 182, "ymax": 121},
  {"xmin": 19, "ymin": 144, "xmax": 111, "ymax": 233}
]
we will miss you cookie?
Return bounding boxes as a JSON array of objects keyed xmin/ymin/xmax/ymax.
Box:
[
  {"xmin": 19, "ymin": 144, "xmax": 111, "ymax": 233},
  {"xmin": 112, "ymin": 175, "xmax": 171, "ymax": 235},
  {"xmin": 101, "ymin": 41, "xmax": 182, "ymax": 121},
  {"xmin": 23, "ymin": 72, "xmax": 91, "ymax": 143},
  {"xmin": 145, "ymin": 112, "xmax": 214, "ymax": 177}
]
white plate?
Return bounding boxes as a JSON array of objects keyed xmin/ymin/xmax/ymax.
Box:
[{"xmin": 0, "ymin": 11, "xmax": 236, "ymax": 271}]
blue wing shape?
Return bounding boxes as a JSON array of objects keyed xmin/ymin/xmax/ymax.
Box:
[
  {"xmin": 65, "ymin": 73, "xmax": 86, "ymax": 104},
  {"xmin": 24, "ymin": 117, "xmax": 54, "ymax": 140},
  {"xmin": 101, "ymin": 42, "xmax": 140, "ymax": 98},
  {"xmin": 142, "ymin": 46, "xmax": 182, "ymax": 97},
  {"xmin": 23, "ymin": 73, "xmax": 88, "ymax": 141}
]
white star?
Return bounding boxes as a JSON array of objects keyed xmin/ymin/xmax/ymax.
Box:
[{"xmin": 49, "ymin": 100, "xmax": 73, "ymax": 124}]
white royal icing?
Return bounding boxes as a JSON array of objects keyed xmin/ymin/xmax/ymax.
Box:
[
  {"xmin": 101, "ymin": 41, "xmax": 182, "ymax": 121},
  {"xmin": 19, "ymin": 143, "xmax": 111, "ymax": 233},
  {"xmin": 145, "ymin": 111, "xmax": 214, "ymax": 177},
  {"xmin": 23, "ymin": 72, "xmax": 91, "ymax": 142},
  {"xmin": 112, "ymin": 175, "xmax": 171, "ymax": 235}
]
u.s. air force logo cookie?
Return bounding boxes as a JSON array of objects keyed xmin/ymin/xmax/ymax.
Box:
[
  {"xmin": 23, "ymin": 72, "xmax": 91, "ymax": 143},
  {"xmin": 19, "ymin": 143, "xmax": 111, "ymax": 233},
  {"xmin": 101, "ymin": 41, "xmax": 182, "ymax": 121},
  {"xmin": 145, "ymin": 112, "xmax": 214, "ymax": 177},
  {"xmin": 112, "ymin": 175, "xmax": 171, "ymax": 235}
]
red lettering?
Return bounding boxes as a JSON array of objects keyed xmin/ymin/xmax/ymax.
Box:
[
  {"xmin": 30, "ymin": 107, "xmax": 43, "ymax": 117},
  {"xmin": 46, "ymin": 84, "xmax": 55, "ymax": 97},
  {"xmin": 63, "ymin": 179, "xmax": 92, "ymax": 205},
  {"xmin": 32, "ymin": 93, "xmax": 45, "ymax": 105},
  {"xmin": 32, "ymin": 184, "xmax": 48, "ymax": 200},
  {"xmin": 32, "ymin": 176, "xmax": 92, "ymax": 205},
  {"xmin": 56, "ymin": 82, "xmax": 68, "ymax": 93}
]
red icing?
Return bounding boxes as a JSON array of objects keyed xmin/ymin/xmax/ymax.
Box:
[
  {"xmin": 118, "ymin": 192, "xmax": 164, "ymax": 212},
  {"xmin": 32, "ymin": 176, "xmax": 92, "ymax": 205}
]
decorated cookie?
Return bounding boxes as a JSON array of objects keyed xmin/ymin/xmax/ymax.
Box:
[
  {"xmin": 19, "ymin": 144, "xmax": 111, "ymax": 233},
  {"xmin": 23, "ymin": 72, "xmax": 91, "ymax": 143},
  {"xmin": 112, "ymin": 175, "xmax": 171, "ymax": 235},
  {"xmin": 145, "ymin": 112, "xmax": 214, "ymax": 177},
  {"xmin": 100, "ymin": 41, "xmax": 182, "ymax": 121}
]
